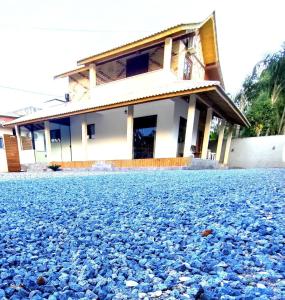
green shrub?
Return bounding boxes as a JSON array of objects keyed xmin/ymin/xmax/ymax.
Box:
[{"xmin": 48, "ymin": 164, "xmax": 61, "ymax": 171}]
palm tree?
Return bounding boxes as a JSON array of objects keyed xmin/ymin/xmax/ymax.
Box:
[{"xmin": 237, "ymin": 44, "xmax": 285, "ymax": 136}]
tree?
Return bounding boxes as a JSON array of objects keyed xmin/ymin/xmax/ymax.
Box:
[{"xmin": 236, "ymin": 44, "xmax": 285, "ymax": 137}]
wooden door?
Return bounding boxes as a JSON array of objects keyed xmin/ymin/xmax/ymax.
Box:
[{"xmin": 4, "ymin": 134, "xmax": 21, "ymax": 172}]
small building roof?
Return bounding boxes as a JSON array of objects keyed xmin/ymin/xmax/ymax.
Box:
[{"xmin": 5, "ymin": 79, "xmax": 249, "ymax": 127}]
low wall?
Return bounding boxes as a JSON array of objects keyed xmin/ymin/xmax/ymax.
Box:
[
  {"xmin": 0, "ymin": 149, "xmax": 8, "ymax": 172},
  {"xmin": 229, "ymin": 135, "xmax": 285, "ymax": 168}
]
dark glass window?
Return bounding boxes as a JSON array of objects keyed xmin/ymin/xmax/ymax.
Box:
[
  {"xmin": 87, "ymin": 124, "xmax": 95, "ymax": 139},
  {"xmin": 177, "ymin": 117, "xmax": 187, "ymax": 157},
  {"xmin": 50, "ymin": 129, "xmax": 61, "ymax": 143},
  {"xmin": 0, "ymin": 137, "xmax": 3, "ymax": 149},
  {"xmin": 183, "ymin": 55, "xmax": 193, "ymax": 80},
  {"xmin": 133, "ymin": 115, "xmax": 157, "ymax": 159},
  {"xmin": 126, "ymin": 53, "xmax": 149, "ymax": 77}
]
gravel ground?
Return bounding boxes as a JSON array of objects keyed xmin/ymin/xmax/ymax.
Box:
[{"xmin": 0, "ymin": 169, "xmax": 284, "ymax": 300}]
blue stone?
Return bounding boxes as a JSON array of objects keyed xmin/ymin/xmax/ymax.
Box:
[
  {"xmin": 13, "ymin": 275, "xmax": 23, "ymax": 286},
  {"xmin": 17, "ymin": 288, "xmax": 29, "ymax": 298},
  {"xmin": 5, "ymin": 287, "xmax": 14, "ymax": 297},
  {"xmin": 0, "ymin": 289, "xmax": 6, "ymax": 298}
]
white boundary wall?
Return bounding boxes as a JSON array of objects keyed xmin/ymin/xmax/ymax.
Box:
[
  {"xmin": 229, "ymin": 135, "xmax": 285, "ymax": 168},
  {"xmin": 0, "ymin": 127, "xmax": 12, "ymax": 172}
]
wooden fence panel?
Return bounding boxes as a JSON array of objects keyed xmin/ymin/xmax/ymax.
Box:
[{"xmin": 4, "ymin": 134, "xmax": 21, "ymax": 172}]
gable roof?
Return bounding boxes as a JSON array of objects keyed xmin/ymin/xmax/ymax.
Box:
[
  {"xmin": 77, "ymin": 23, "xmax": 200, "ymax": 66},
  {"xmin": 55, "ymin": 12, "xmax": 221, "ymax": 79}
]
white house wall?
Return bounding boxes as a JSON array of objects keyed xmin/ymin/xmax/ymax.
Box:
[
  {"xmin": 134, "ymin": 100, "xmax": 177, "ymax": 158},
  {"xmin": 69, "ymin": 100, "xmax": 179, "ymax": 161},
  {"xmin": 173, "ymin": 98, "xmax": 200, "ymax": 148},
  {"xmin": 70, "ymin": 109, "xmax": 128, "ymax": 161},
  {"xmin": 50, "ymin": 122, "xmax": 71, "ymax": 162}
]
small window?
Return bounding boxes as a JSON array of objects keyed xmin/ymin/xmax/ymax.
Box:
[
  {"xmin": 87, "ymin": 124, "xmax": 95, "ymax": 139},
  {"xmin": 0, "ymin": 137, "xmax": 3, "ymax": 149},
  {"xmin": 183, "ymin": 55, "xmax": 193, "ymax": 80},
  {"xmin": 126, "ymin": 53, "xmax": 149, "ymax": 77},
  {"xmin": 50, "ymin": 129, "xmax": 61, "ymax": 143}
]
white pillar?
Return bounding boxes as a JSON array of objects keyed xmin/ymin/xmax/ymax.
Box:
[
  {"xmin": 163, "ymin": 37, "xmax": 172, "ymax": 71},
  {"xmin": 89, "ymin": 63, "xmax": 96, "ymax": 100},
  {"xmin": 215, "ymin": 119, "xmax": 225, "ymax": 162},
  {"xmin": 201, "ymin": 107, "xmax": 213, "ymax": 159},
  {"xmin": 223, "ymin": 125, "xmax": 233, "ymax": 165},
  {"xmin": 44, "ymin": 121, "xmax": 52, "ymax": 162},
  {"xmin": 183, "ymin": 95, "xmax": 196, "ymax": 157},
  {"xmin": 81, "ymin": 118, "xmax": 88, "ymax": 160},
  {"xmin": 126, "ymin": 106, "xmax": 134, "ymax": 159},
  {"xmin": 15, "ymin": 125, "xmax": 22, "ymax": 154}
]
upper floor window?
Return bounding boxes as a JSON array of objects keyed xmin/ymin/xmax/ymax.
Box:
[
  {"xmin": 50, "ymin": 129, "xmax": 61, "ymax": 143},
  {"xmin": 0, "ymin": 137, "xmax": 3, "ymax": 149},
  {"xmin": 183, "ymin": 55, "xmax": 193, "ymax": 80},
  {"xmin": 126, "ymin": 53, "xmax": 149, "ymax": 77},
  {"xmin": 87, "ymin": 124, "xmax": 95, "ymax": 139}
]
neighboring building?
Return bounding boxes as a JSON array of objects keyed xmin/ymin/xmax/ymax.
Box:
[
  {"xmin": 6, "ymin": 13, "xmax": 249, "ymax": 169},
  {"xmin": 0, "ymin": 106, "xmax": 43, "ymax": 172},
  {"xmin": 11, "ymin": 106, "xmax": 41, "ymax": 117}
]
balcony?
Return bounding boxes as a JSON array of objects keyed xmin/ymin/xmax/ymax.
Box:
[{"xmin": 90, "ymin": 69, "xmax": 177, "ymax": 101}]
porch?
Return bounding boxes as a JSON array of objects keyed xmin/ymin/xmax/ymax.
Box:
[{"xmin": 13, "ymin": 93, "xmax": 238, "ymax": 170}]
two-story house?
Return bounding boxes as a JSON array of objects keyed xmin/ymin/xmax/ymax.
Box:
[{"xmin": 7, "ymin": 13, "xmax": 249, "ymax": 169}]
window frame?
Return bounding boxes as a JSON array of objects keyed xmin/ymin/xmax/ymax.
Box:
[
  {"xmin": 50, "ymin": 129, "xmax": 61, "ymax": 143},
  {"xmin": 0, "ymin": 137, "xmax": 4, "ymax": 149},
  {"xmin": 87, "ymin": 123, "xmax": 96, "ymax": 139}
]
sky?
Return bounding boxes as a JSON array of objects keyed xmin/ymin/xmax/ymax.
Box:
[{"xmin": 0, "ymin": 0, "xmax": 284, "ymax": 113}]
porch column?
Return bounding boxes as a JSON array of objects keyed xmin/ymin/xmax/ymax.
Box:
[
  {"xmin": 201, "ymin": 107, "xmax": 213, "ymax": 159},
  {"xmin": 89, "ymin": 63, "xmax": 96, "ymax": 100},
  {"xmin": 15, "ymin": 125, "xmax": 22, "ymax": 155},
  {"xmin": 126, "ymin": 105, "xmax": 134, "ymax": 159},
  {"xmin": 183, "ymin": 95, "xmax": 196, "ymax": 157},
  {"xmin": 44, "ymin": 121, "xmax": 52, "ymax": 162},
  {"xmin": 223, "ymin": 125, "xmax": 233, "ymax": 165},
  {"xmin": 163, "ymin": 37, "xmax": 172, "ymax": 71},
  {"xmin": 81, "ymin": 118, "xmax": 88, "ymax": 160},
  {"xmin": 215, "ymin": 119, "xmax": 225, "ymax": 162}
]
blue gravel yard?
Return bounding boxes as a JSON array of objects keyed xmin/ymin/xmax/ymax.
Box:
[{"xmin": 0, "ymin": 169, "xmax": 284, "ymax": 300}]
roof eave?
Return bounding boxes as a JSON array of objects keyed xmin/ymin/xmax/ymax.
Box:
[
  {"xmin": 216, "ymin": 86, "xmax": 250, "ymax": 127},
  {"xmin": 76, "ymin": 24, "xmax": 199, "ymax": 66},
  {"xmin": 6, "ymin": 85, "xmax": 248, "ymax": 127},
  {"xmin": 54, "ymin": 66, "xmax": 90, "ymax": 79}
]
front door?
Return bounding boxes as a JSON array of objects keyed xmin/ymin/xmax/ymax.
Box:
[{"xmin": 133, "ymin": 115, "xmax": 157, "ymax": 159}]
